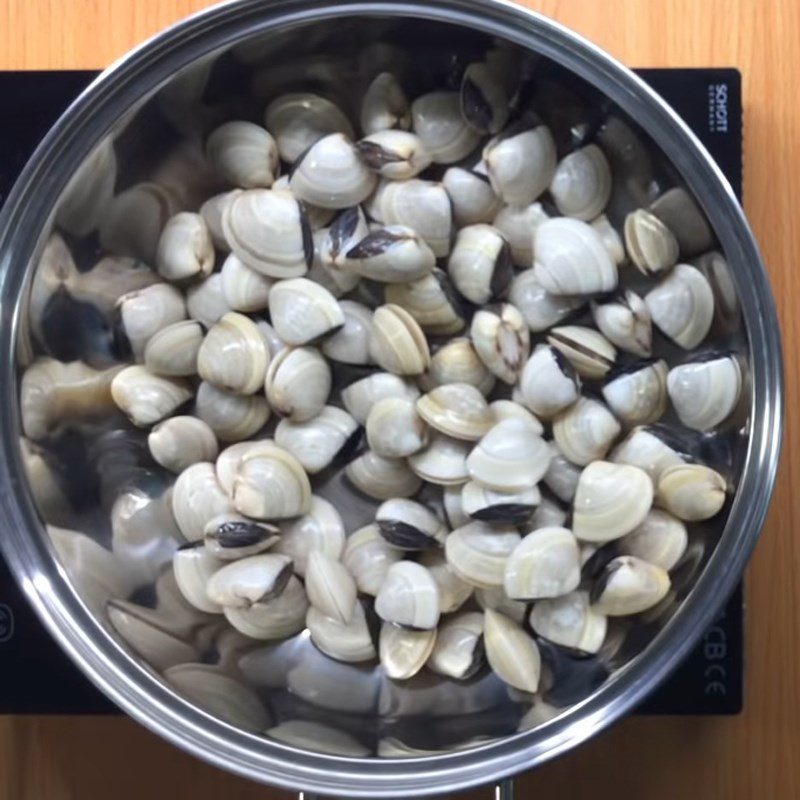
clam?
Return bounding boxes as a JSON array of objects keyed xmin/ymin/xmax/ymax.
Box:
[
  {"xmin": 143, "ymin": 320, "xmax": 204, "ymax": 377},
  {"xmin": 591, "ymin": 290, "xmax": 652, "ymax": 357},
  {"xmin": 369, "ymin": 304, "xmax": 431, "ymax": 376},
  {"xmin": 20, "ymin": 358, "xmax": 120, "ymax": 440},
  {"xmin": 99, "ymin": 182, "xmax": 178, "ymax": 264},
  {"xmin": 460, "ymin": 61, "xmax": 509, "ymax": 135},
  {"xmin": 256, "ymin": 319, "xmax": 284, "ymax": 358},
  {"xmin": 489, "ymin": 400, "xmax": 543, "ymax": 434},
  {"xmin": 416, "ymin": 383, "xmax": 494, "ymax": 442},
  {"xmin": 427, "ymin": 611, "xmax": 484, "ymax": 680},
  {"xmin": 343, "ymin": 225, "xmax": 436, "ymax": 283},
  {"xmin": 171, "ymin": 461, "xmax": 234, "ymax": 542},
  {"xmin": 195, "ymin": 381, "xmax": 270, "ymax": 442},
  {"xmin": 215, "ymin": 441, "xmax": 269, "ymax": 495},
  {"xmin": 624, "ymin": 208, "xmax": 679, "ymax": 275},
  {"xmin": 320, "ymin": 300, "xmax": 373, "ymax": 365},
  {"xmin": 384, "ymin": 269, "xmax": 465, "ymax": 337},
  {"xmin": 267, "ymin": 719, "xmax": 369, "ymax": 757},
  {"xmin": 444, "ymin": 522, "xmax": 521, "ymax": 588},
  {"xmin": 573, "ymin": 460, "xmax": 653, "ymax": 542},
  {"xmin": 693, "ymin": 250, "xmax": 741, "ymax": 333},
  {"xmin": 20, "ymin": 438, "xmax": 69, "ymax": 524},
  {"xmin": 529, "ymin": 493, "xmax": 569, "ymax": 531},
  {"xmin": 474, "ymin": 585, "xmax": 527, "ymax": 625},
  {"xmin": 618, "ymin": 509, "xmax": 687, "ymax": 571},
  {"xmin": 318, "ymin": 206, "xmax": 369, "ymax": 280},
  {"xmin": 461, "ymin": 480, "xmax": 540, "ymax": 524},
  {"xmin": 268, "ymin": 277, "xmax": 345, "ymax": 347},
  {"xmin": 518, "ymin": 345, "xmax": 581, "ymax": 419},
  {"xmin": 219, "ymin": 254, "xmax": 274, "ymax": 312},
  {"xmin": 667, "ymin": 354, "xmax": 742, "ymax": 431},
  {"xmin": 115, "ymin": 283, "xmax": 186, "ymax": 359},
  {"xmin": 528, "ymin": 590, "xmax": 607, "ymax": 654},
  {"xmin": 307, "ymin": 602, "xmax": 376, "ymax": 663},
  {"xmin": 148, "ymin": 416, "xmax": 219, "ymax": 473},
  {"xmin": 447, "ymin": 223, "xmax": 512, "ymax": 305},
  {"xmin": 411, "ymin": 91, "xmax": 481, "ymax": 164},
  {"xmin": 549, "ymin": 144, "xmax": 612, "ymax": 220},
  {"xmin": 376, "ymin": 498, "xmax": 447, "ymax": 550},
  {"xmin": 590, "ymin": 214, "xmax": 626, "ymax": 265},
  {"xmin": 172, "ymin": 543, "xmax": 224, "ymax": 613},
  {"xmin": 408, "ymin": 433, "xmax": 471, "ymax": 486},
  {"xmin": 483, "ymin": 125, "xmax": 557, "ymax": 206},
  {"xmin": 221, "ymin": 188, "xmax": 312, "ymax": 278},
  {"xmin": 591, "ymin": 555, "xmax": 670, "ymax": 616},
  {"xmin": 442, "ymin": 167, "xmax": 502, "ymax": 227},
  {"xmin": 470, "ymin": 303, "xmax": 530, "ymax": 384},
  {"xmin": 155, "ymin": 212, "xmax": 215, "ymax": 282},
  {"xmin": 467, "ymin": 418, "xmax": 551, "ymax": 491},
  {"xmin": 504, "ymin": 526, "xmax": 581, "ymax": 600},
  {"xmin": 493, "ymin": 202, "xmax": 550, "ymax": 266},
  {"xmin": 231, "ymin": 441, "xmax": 312, "ymax": 520},
  {"xmin": 107, "ymin": 599, "xmax": 198, "ymax": 672},
  {"xmin": 305, "ymin": 550, "xmax": 358, "ymax": 624},
  {"xmin": 419, "ymin": 550, "xmax": 473, "ymax": 614},
  {"xmin": 203, "ymin": 515, "xmax": 281, "ymax": 560},
  {"xmin": 356, "ymin": 130, "xmax": 432, "ymax": 180},
  {"xmin": 609, "ymin": 426, "xmax": 686, "ymax": 484},
  {"xmin": 360, "ymin": 72, "xmax": 411, "ymax": 135},
  {"xmin": 368, "ymin": 178, "xmax": 453, "ymax": 257},
  {"xmin": 443, "ymin": 484, "xmax": 470, "ymax": 529},
  {"xmin": 375, "ymin": 560, "xmax": 440, "ymax": 630},
  {"xmin": 508, "ymin": 269, "xmax": 584, "ymax": 333},
  {"xmin": 552, "ymin": 397, "xmax": 621, "ymax": 467},
  {"xmin": 274, "ymin": 496, "xmax": 345, "ymax": 576},
  {"xmin": 197, "ymin": 312, "xmax": 269, "ymax": 395},
  {"xmin": 483, "ymin": 609, "xmax": 541, "ymax": 694},
  {"xmin": 534, "ymin": 217, "xmax": 618, "ymax": 296},
  {"xmin": 342, "ymin": 523, "xmax": 404, "ymax": 596},
  {"xmin": 205, "ymin": 120, "xmax": 279, "ymax": 189},
  {"xmin": 224, "ymin": 574, "xmax": 308, "ymax": 639},
  {"xmin": 379, "ymin": 623, "xmax": 436, "ymax": 680},
  {"xmin": 346, "ymin": 450, "xmax": 423, "ymax": 499},
  {"xmin": 542, "ymin": 442, "xmax": 582, "ymax": 504},
  {"xmin": 547, "ymin": 325, "xmax": 617, "ymax": 380},
  {"xmin": 289, "ymin": 133, "xmax": 376, "ymax": 209},
  {"xmin": 275, "ymin": 405, "xmax": 359, "ymax": 474},
  {"xmin": 111, "ymin": 366, "xmax": 192, "ymax": 428},
  {"xmin": 200, "ymin": 190, "xmax": 239, "ymax": 252},
  {"xmin": 206, "ymin": 552, "xmax": 293, "ymax": 608},
  {"xmin": 186, "ymin": 273, "xmax": 232, "ymax": 329},
  {"xmin": 602, "ymin": 359, "xmax": 669, "ymax": 426},
  {"xmin": 341, "ymin": 371, "xmax": 420, "ymax": 425},
  {"xmin": 645, "ymin": 263, "xmax": 715, "ymax": 349},
  {"xmin": 366, "ymin": 397, "xmax": 428, "ymax": 458},
  {"xmin": 656, "ymin": 463, "xmax": 726, "ymax": 521},
  {"xmin": 649, "ymin": 187, "xmax": 714, "ymax": 257},
  {"xmin": 264, "ymin": 346, "xmax": 331, "ymax": 422},
  {"xmin": 264, "ymin": 92, "xmax": 354, "ymax": 163},
  {"xmin": 165, "ymin": 663, "xmax": 271, "ymax": 732}
]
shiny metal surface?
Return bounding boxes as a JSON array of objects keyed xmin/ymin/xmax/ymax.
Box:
[{"xmin": 0, "ymin": 0, "xmax": 782, "ymax": 797}]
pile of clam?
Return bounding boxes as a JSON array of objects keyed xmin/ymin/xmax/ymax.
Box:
[{"xmin": 20, "ymin": 48, "xmax": 743, "ymax": 703}]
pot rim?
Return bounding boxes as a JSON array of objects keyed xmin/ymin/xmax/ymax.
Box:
[{"xmin": 0, "ymin": 0, "xmax": 783, "ymax": 795}]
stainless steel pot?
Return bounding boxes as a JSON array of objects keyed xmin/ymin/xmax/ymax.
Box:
[{"xmin": 0, "ymin": 1, "xmax": 783, "ymax": 797}]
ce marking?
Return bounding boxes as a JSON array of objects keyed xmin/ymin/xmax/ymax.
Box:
[{"xmin": 704, "ymin": 664, "xmax": 727, "ymax": 695}]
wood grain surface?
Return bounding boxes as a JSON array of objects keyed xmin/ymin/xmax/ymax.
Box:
[{"xmin": 0, "ymin": 1, "xmax": 798, "ymax": 798}]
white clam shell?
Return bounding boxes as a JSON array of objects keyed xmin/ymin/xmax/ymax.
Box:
[
  {"xmin": 483, "ymin": 608, "xmax": 541, "ymax": 694},
  {"xmin": 419, "ymin": 550, "xmax": 473, "ymax": 614},
  {"xmin": 447, "ymin": 223, "xmax": 511, "ymax": 305},
  {"xmin": 590, "ymin": 214, "xmax": 626, "ymax": 266},
  {"xmin": 171, "ymin": 462, "xmax": 234, "ymax": 542},
  {"xmin": 591, "ymin": 555, "xmax": 670, "ymax": 616},
  {"xmin": 360, "ymin": 72, "xmax": 411, "ymax": 135},
  {"xmin": 602, "ymin": 359, "xmax": 669, "ymax": 426},
  {"xmin": 461, "ymin": 480, "xmax": 541, "ymax": 524},
  {"xmin": 375, "ymin": 561, "xmax": 440, "ymax": 630},
  {"xmin": 552, "ymin": 398, "xmax": 621, "ymax": 467},
  {"xmin": 172, "ymin": 544, "xmax": 224, "ymax": 613},
  {"xmin": 427, "ymin": 611, "xmax": 484, "ymax": 680},
  {"xmin": 305, "ymin": 549, "xmax": 358, "ymax": 624},
  {"xmin": 503, "ymin": 526, "xmax": 581, "ymax": 600},
  {"xmin": 111, "ymin": 366, "xmax": 192, "ymax": 428},
  {"xmin": 156, "ymin": 212, "xmax": 215, "ymax": 282},
  {"xmin": 591, "ymin": 290, "xmax": 652, "ymax": 357},
  {"xmin": 474, "ymin": 585, "xmax": 527, "ymax": 624},
  {"xmin": 186, "ymin": 273, "xmax": 232, "ymax": 329},
  {"xmin": 200, "ymin": 190, "xmax": 239, "ymax": 252},
  {"xmin": 550, "ymin": 144, "xmax": 612, "ymax": 221},
  {"xmin": 321, "ymin": 300, "xmax": 373, "ymax": 365},
  {"xmin": 461, "ymin": 62, "xmax": 510, "ymax": 135},
  {"xmin": 375, "ymin": 498, "xmax": 447, "ymax": 550},
  {"xmin": 466, "ymin": 418, "xmax": 551, "ymax": 491},
  {"xmin": 518, "ymin": 344, "xmax": 581, "ymax": 420},
  {"xmin": 443, "ymin": 484, "xmax": 470, "ymax": 529},
  {"xmin": 356, "ymin": 130, "xmax": 432, "ymax": 180},
  {"xmin": 205, "ymin": 120, "xmax": 279, "ymax": 189},
  {"xmin": 343, "ymin": 225, "xmax": 436, "ymax": 283},
  {"xmin": 542, "ymin": 441, "xmax": 582, "ymax": 504},
  {"xmin": 470, "ymin": 303, "xmax": 530, "ymax": 384},
  {"xmin": 408, "ymin": 433, "xmax": 471, "ymax": 486},
  {"xmin": 267, "ymin": 719, "xmax": 369, "ymax": 757},
  {"xmin": 379, "ymin": 623, "xmax": 437, "ymax": 680},
  {"xmin": 144, "ymin": 319, "xmax": 204, "ymax": 377},
  {"xmin": 195, "ymin": 381, "xmax": 270, "ymax": 442},
  {"xmin": 667, "ymin": 355, "xmax": 742, "ymax": 431},
  {"xmin": 117, "ymin": 282, "xmax": 187, "ymax": 359},
  {"xmin": 411, "ymin": 91, "xmax": 481, "ymax": 164},
  {"xmin": 366, "ymin": 396, "xmax": 428, "ymax": 458},
  {"xmin": 224, "ymin": 574, "xmax": 308, "ymax": 640},
  {"xmin": 624, "ymin": 209, "xmax": 679, "ymax": 275},
  {"xmin": 416, "ymin": 382, "xmax": 494, "ymax": 442},
  {"xmin": 645, "ymin": 263, "xmax": 714, "ymax": 349},
  {"xmin": 487, "ymin": 401, "xmax": 543, "ymax": 434},
  {"xmin": 220, "ymin": 253, "xmax": 274, "ymax": 312},
  {"xmin": 274, "ymin": 496, "xmax": 346, "ymax": 577},
  {"xmin": 265, "ymin": 346, "xmax": 331, "ymax": 422},
  {"xmin": 307, "ymin": 602, "xmax": 376, "ymax": 663},
  {"xmin": 573, "ymin": 460, "xmax": 653, "ymax": 542},
  {"xmin": 268, "ymin": 277, "xmax": 345, "ymax": 347},
  {"xmin": 274, "ymin": 405, "xmax": 359, "ymax": 474},
  {"xmin": 384, "ymin": 270, "xmax": 465, "ymax": 336},
  {"xmin": 343, "ymin": 523, "xmax": 403, "ymax": 597},
  {"xmin": 341, "ymin": 372, "xmax": 420, "ymax": 425},
  {"xmin": 484, "ymin": 126, "xmax": 557, "ymax": 206},
  {"xmin": 345, "ymin": 450, "xmax": 422, "ymax": 500},
  {"xmin": 493, "ymin": 201, "xmax": 550, "ymax": 266},
  {"xmin": 419, "ymin": 337, "xmax": 494, "ymax": 395},
  {"xmin": 443, "ymin": 167, "xmax": 502, "ymax": 227},
  {"xmin": 609, "ymin": 427, "xmax": 686, "ymax": 484},
  {"xmin": 509, "ymin": 269, "xmax": 584, "ymax": 332},
  {"xmin": 656, "ymin": 463, "xmax": 726, "ymax": 521},
  {"xmin": 618, "ymin": 509, "xmax": 688, "ymax": 571},
  {"xmin": 547, "ymin": 325, "xmax": 617, "ymax": 380},
  {"xmin": 444, "ymin": 522, "xmax": 520, "ymax": 588},
  {"xmin": 289, "ymin": 133, "xmax": 376, "ymax": 209},
  {"xmin": 369, "ymin": 304, "xmax": 431, "ymax": 376},
  {"xmin": 529, "ymin": 590, "xmax": 607, "ymax": 654},
  {"xmin": 148, "ymin": 415, "xmax": 218, "ymax": 473},
  {"xmin": 534, "ymin": 217, "xmax": 618, "ymax": 296},
  {"xmin": 202, "ymin": 514, "xmax": 280, "ymax": 561},
  {"xmin": 529, "ymin": 494, "xmax": 569, "ymax": 532}
]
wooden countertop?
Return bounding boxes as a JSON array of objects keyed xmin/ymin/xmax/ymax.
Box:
[{"xmin": 0, "ymin": 1, "xmax": 798, "ymax": 798}]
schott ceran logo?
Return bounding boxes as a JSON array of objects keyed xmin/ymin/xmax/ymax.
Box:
[{"xmin": 708, "ymin": 83, "xmax": 729, "ymax": 133}]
